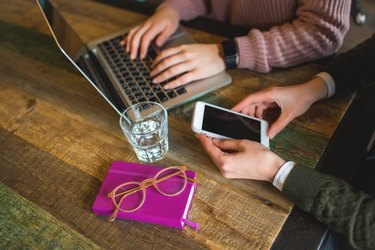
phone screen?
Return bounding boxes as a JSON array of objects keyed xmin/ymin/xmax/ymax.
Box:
[{"xmin": 202, "ymin": 105, "xmax": 261, "ymax": 141}]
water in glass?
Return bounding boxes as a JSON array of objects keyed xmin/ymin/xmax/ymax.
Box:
[{"xmin": 127, "ymin": 117, "xmax": 168, "ymax": 162}]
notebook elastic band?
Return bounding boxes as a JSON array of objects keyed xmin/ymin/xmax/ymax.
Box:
[{"xmin": 182, "ymin": 218, "xmax": 199, "ymax": 231}]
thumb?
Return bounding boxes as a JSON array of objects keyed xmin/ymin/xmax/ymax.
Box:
[
  {"xmin": 268, "ymin": 112, "xmax": 293, "ymax": 139},
  {"xmin": 155, "ymin": 29, "xmax": 172, "ymax": 47},
  {"xmin": 212, "ymin": 139, "xmax": 241, "ymax": 151}
]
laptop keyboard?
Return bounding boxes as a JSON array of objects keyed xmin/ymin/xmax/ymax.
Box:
[{"xmin": 97, "ymin": 35, "xmax": 187, "ymax": 107}]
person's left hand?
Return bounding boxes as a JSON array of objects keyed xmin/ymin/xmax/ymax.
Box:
[
  {"xmin": 195, "ymin": 134, "xmax": 285, "ymax": 182},
  {"xmin": 151, "ymin": 43, "xmax": 225, "ymax": 89}
]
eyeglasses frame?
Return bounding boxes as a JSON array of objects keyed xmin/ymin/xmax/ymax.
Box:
[{"xmin": 107, "ymin": 165, "xmax": 196, "ymax": 222}]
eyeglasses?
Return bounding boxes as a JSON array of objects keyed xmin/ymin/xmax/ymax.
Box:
[{"xmin": 107, "ymin": 166, "xmax": 196, "ymax": 222}]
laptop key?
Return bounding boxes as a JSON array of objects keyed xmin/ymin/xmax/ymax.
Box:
[
  {"xmin": 97, "ymin": 37, "xmax": 196, "ymax": 109},
  {"xmin": 157, "ymin": 92, "xmax": 168, "ymax": 102},
  {"xmin": 141, "ymin": 103, "xmax": 151, "ymax": 110},
  {"xmin": 148, "ymin": 96, "xmax": 158, "ymax": 102},
  {"xmin": 145, "ymin": 92, "xmax": 154, "ymax": 98},
  {"xmin": 176, "ymin": 87, "xmax": 187, "ymax": 95},
  {"xmin": 166, "ymin": 90, "xmax": 177, "ymax": 99}
]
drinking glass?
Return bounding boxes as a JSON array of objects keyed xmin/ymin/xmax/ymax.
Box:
[{"xmin": 120, "ymin": 102, "xmax": 168, "ymax": 163}]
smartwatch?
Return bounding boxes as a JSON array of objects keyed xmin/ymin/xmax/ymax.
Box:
[{"xmin": 221, "ymin": 40, "xmax": 239, "ymax": 69}]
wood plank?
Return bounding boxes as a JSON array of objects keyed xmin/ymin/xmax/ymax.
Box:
[
  {"xmin": 0, "ymin": 20, "xmax": 76, "ymax": 74},
  {"xmin": 0, "ymin": 129, "xmax": 207, "ymax": 249},
  {"xmin": 0, "ymin": 15, "xmax": 332, "ymax": 248},
  {"xmin": 0, "ymin": 45, "xmax": 119, "ymax": 131},
  {"xmin": 0, "ymin": 70, "xmax": 293, "ymax": 248},
  {"xmin": 3, "ymin": 0, "xmax": 372, "ymax": 248},
  {"xmin": 0, "ymin": 0, "xmax": 50, "ymax": 35},
  {"xmin": 50, "ymin": 0, "xmax": 148, "ymax": 43},
  {"xmin": 0, "ymin": 124, "xmax": 289, "ymax": 249},
  {"xmin": 0, "ymin": 183, "xmax": 101, "ymax": 249},
  {"xmin": 0, "ymin": 39, "xmax": 293, "ymax": 213},
  {"xmin": 0, "ymin": 26, "xmax": 316, "ymax": 212}
]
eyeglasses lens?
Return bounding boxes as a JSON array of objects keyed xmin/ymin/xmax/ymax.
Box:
[
  {"xmin": 155, "ymin": 168, "xmax": 186, "ymax": 195},
  {"xmin": 114, "ymin": 183, "xmax": 144, "ymax": 212}
]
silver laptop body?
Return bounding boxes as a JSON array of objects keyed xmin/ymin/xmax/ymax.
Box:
[{"xmin": 36, "ymin": 0, "xmax": 232, "ymax": 115}]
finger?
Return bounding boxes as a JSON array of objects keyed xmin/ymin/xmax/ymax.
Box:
[
  {"xmin": 155, "ymin": 29, "xmax": 172, "ymax": 47},
  {"xmin": 163, "ymin": 70, "xmax": 198, "ymax": 89},
  {"xmin": 153, "ymin": 63, "xmax": 193, "ymax": 85},
  {"xmin": 125, "ymin": 26, "xmax": 140, "ymax": 53},
  {"xmin": 151, "ymin": 46, "xmax": 184, "ymax": 68},
  {"xmin": 139, "ymin": 25, "xmax": 163, "ymax": 59},
  {"xmin": 130, "ymin": 23, "xmax": 152, "ymax": 59},
  {"xmin": 195, "ymin": 134, "xmax": 225, "ymax": 165},
  {"xmin": 242, "ymin": 105, "xmax": 256, "ymax": 116},
  {"xmin": 212, "ymin": 139, "xmax": 242, "ymax": 152},
  {"xmin": 151, "ymin": 54, "xmax": 190, "ymax": 78},
  {"xmin": 255, "ymin": 104, "xmax": 267, "ymax": 119},
  {"xmin": 232, "ymin": 91, "xmax": 274, "ymax": 113},
  {"xmin": 268, "ymin": 112, "xmax": 293, "ymax": 139}
]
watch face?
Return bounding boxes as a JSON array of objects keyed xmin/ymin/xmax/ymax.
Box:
[
  {"xmin": 221, "ymin": 40, "xmax": 238, "ymax": 69},
  {"xmin": 222, "ymin": 40, "xmax": 238, "ymax": 57}
]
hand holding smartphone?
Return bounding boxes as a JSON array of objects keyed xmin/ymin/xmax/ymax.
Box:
[{"xmin": 191, "ymin": 101, "xmax": 269, "ymax": 147}]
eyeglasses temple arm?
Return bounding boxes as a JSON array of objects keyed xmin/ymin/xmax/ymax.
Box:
[{"xmin": 110, "ymin": 170, "xmax": 196, "ymax": 198}]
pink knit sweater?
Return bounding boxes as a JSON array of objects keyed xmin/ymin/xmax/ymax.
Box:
[{"xmin": 160, "ymin": 0, "xmax": 350, "ymax": 72}]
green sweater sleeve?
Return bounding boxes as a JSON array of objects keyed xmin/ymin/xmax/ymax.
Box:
[{"xmin": 282, "ymin": 164, "xmax": 375, "ymax": 249}]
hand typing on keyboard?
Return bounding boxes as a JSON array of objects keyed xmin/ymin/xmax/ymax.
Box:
[
  {"xmin": 120, "ymin": 6, "xmax": 226, "ymax": 90},
  {"xmin": 150, "ymin": 44, "xmax": 225, "ymax": 89},
  {"xmin": 120, "ymin": 7, "xmax": 179, "ymax": 60}
]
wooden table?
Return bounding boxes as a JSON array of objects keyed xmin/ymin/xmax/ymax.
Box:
[{"xmin": 0, "ymin": 0, "xmax": 358, "ymax": 249}]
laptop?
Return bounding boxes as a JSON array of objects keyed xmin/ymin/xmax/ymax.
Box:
[{"xmin": 36, "ymin": 0, "xmax": 231, "ymax": 115}]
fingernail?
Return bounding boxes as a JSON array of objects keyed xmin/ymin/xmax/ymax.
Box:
[
  {"xmin": 269, "ymin": 131, "xmax": 277, "ymax": 139},
  {"xmin": 212, "ymin": 138, "xmax": 219, "ymax": 143}
]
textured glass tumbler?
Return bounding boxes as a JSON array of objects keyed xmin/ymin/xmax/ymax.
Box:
[{"xmin": 119, "ymin": 102, "xmax": 168, "ymax": 163}]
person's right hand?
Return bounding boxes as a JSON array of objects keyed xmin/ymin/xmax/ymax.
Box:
[
  {"xmin": 195, "ymin": 134, "xmax": 285, "ymax": 182},
  {"xmin": 232, "ymin": 77, "xmax": 328, "ymax": 139},
  {"xmin": 120, "ymin": 7, "xmax": 179, "ymax": 60}
]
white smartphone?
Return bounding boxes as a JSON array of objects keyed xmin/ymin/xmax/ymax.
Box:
[{"xmin": 191, "ymin": 101, "xmax": 269, "ymax": 147}]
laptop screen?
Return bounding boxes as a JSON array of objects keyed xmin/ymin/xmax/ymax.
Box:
[{"xmin": 36, "ymin": 0, "xmax": 123, "ymax": 114}]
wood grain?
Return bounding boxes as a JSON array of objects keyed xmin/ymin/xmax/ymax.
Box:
[{"xmin": 0, "ymin": 183, "xmax": 101, "ymax": 249}]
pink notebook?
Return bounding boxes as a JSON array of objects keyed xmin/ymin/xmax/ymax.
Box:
[{"xmin": 92, "ymin": 161, "xmax": 198, "ymax": 230}]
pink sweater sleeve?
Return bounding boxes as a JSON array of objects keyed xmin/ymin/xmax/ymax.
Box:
[
  {"xmin": 158, "ymin": 0, "xmax": 209, "ymax": 21},
  {"xmin": 235, "ymin": 0, "xmax": 351, "ymax": 72}
]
